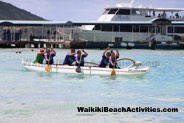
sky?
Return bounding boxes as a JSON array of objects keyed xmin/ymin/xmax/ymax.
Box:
[{"xmin": 2, "ymin": 0, "xmax": 184, "ymax": 21}]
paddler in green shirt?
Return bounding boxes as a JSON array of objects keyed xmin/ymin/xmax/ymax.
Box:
[{"xmin": 33, "ymin": 48, "xmax": 45, "ymax": 64}]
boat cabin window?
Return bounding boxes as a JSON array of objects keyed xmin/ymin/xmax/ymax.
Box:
[
  {"xmin": 132, "ymin": 9, "xmax": 141, "ymax": 15},
  {"xmin": 93, "ymin": 24, "xmax": 156, "ymax": 33},
  {"xmin": 167, "ymin": 26, "xmax": 184, "ymax": 34},
  {"xmin": 115, "ymin": 37, "xmax": 122, "ymax": 42},
  {"xmin": 168, "ymin": 27, "xmax": 173, "ymax": 33},
  {"xmin": 174, "ymin": 27, "xmax": 184, "ymax": 33},
  {"xmin": 103, "ymin": 9, "xmax": 110, "ymax": 14},
  {"xmin": 120, "ymin": 25, "xmax": 132, "ymax": 32},
  {"xmin": 104, "ymin": 25, "xmax": 113, "ymax": 31},
  {"xmin": 116, "ymin": 9, "xmax": 130, "ymax": 15},
  {"xmin": 108, "ymin": 9, "xmax": 118, "ymax": 14}
]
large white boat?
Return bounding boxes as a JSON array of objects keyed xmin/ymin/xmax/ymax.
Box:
[{"xmin": 68, "ymin": 0, "xmax": 184, "ymax": 49}]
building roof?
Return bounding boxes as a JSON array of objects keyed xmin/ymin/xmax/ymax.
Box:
[
  {"xmin": 0, "ymin": 19, "xmax": 184, "ymax": 26},
  {"xmin": 0, "ymin": 20, "xmax": 66, "ymax": 26}
]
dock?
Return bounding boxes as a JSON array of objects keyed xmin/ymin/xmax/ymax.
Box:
[
  {"xmin": 1, "ymin": 39, "xmax": 184, "ymax": 50},
  {"xmin": 0, "ymin": 40, "xmax": 71, "ymax": 49}
]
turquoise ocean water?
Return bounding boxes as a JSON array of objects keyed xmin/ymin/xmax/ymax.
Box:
[{"xmin": 0, "ymin": 48, "xmax": 184, "ymax": 123}]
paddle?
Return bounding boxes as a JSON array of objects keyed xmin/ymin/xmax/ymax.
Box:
[
  {"xmin": 45, "ymin": 48, "xmax": 51, "ymax": 72},
  {"xmin": 75, "ymin": 51, "xmax": 82, "ymax": 73},
  {"xmin": 111, "ymin": 54, "xmax": 117, "ymax": 76},
  {"xmin": 45, "ymin": 64, "xmax": 51, "ymax": 72}
]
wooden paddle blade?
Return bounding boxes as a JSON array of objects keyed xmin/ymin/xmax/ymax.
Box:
[
  {"xmin": 111, "ymin": 69, "xmax": 116, "ymax": 76},
  {"xmin": 76, "ymin": 66, "xmax": 81, "ymax": 73},
  {"xmin": 45, "ymin": 65, "xmax": 51, "ymax": 72}
]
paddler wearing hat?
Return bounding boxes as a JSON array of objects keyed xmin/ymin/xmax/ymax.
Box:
[{"xmin": 33, "ymin": 48, "xmax": 45, "ymax": 64}]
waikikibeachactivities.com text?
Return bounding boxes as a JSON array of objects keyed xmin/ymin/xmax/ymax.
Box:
[{"xmin": 77, "ymin": 107, "xmax": 178, "ymax": 113}]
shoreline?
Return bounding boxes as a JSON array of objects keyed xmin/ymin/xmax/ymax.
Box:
[{"xmin": 0, "ymin": 40, "xmax": 184, "ymax": 50}]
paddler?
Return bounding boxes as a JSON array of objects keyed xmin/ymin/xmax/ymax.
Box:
[
  {"xmin": 44, "ymin": 48, "xmax": 56, "ymax": 65},
  {"xmin": 33, "ymin": 48, "xmax": 45, "ymax": 64},
  {"xmin": 75, "ymin": 49, "xmax": 88, "ymax": 66},
  {"xmin": 109, "ymin": 50, "xmax": 119, "ymax": 68},
  {"xmin": 63, "ymin": 49, "xmax": 76, "ymax": 65},
  {"xmin": 98, "ymin": 47, "xmax": 111, "ymax": 68}
]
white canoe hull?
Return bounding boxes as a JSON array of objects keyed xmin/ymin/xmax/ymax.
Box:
[{"xmin": 22, "ymin": 60, "xmax": 150, "ymax": 76}]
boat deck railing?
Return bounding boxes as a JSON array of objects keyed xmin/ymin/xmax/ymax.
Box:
[
  {"xmin": 156, "ymin": 16, "xmax": 184, "ymax": 21},
  {"xmin": 169, "ymin": 17, "xmax": 184, "ymax": 21}
]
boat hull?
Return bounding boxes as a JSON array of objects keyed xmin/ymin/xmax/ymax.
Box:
[{"xmin": 22, "ymin": 60, "xmax": 150, "ymax": 76}]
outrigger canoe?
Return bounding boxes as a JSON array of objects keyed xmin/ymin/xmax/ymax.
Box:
[{"xmin": 22, "ymin": 58, "xmax": 150, "ymax": 76}]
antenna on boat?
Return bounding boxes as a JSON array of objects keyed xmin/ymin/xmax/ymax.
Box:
[
  {"xmin": 129, "ymin": 0, "xmax": 135, "ymax": 6},
  {"xmin": 116, "ymin": 0, "xmax": 135, "ymax": 7}
]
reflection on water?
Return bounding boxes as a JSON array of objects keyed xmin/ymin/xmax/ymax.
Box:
[
  {"xmin": 0, "ymin": 49, "xmax": 184, "ymax": 123},
  {"xmin": 65, "ymin": 74, "xmax": 86, "ymax": 80}
]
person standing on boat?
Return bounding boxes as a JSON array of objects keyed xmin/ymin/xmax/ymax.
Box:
[
  {"xmin": 175, "ymin": 13, "xmax": 179, "ymax": 18},
  {"xmin": 47, "ymin": 29, "xmax": 51, "ymax": 41},
  {"xmin": 75, "ymin": 49, "xmax": 88, "ymax": 66},
  {"xmin": 63, "ymin": 49, "xmax": 76, "ymax": 65},
  {"xmin": 162, "ymin": 11, "xmax": 167, "ymax": 18},
  {"xmin": 152, "ymin": 11, "xmax": 155, "ymax": 16},
  {"xmin": 109, "ymin": 50, "xmax": 119, "ymax": 68},
  {"xmin": 98, "ymin": 47, "xmax": 111, "ymax": 68},
  {"xmin": 44, "ymin": 48, "xmax": 56, "ymax": 65},
  {"xmin": 53, "ymin": 30, "xmax": 57, "ymax": 41},
  {"xmin": 33, "ymin": 48, "xmax": 45, "ymax": 64}
]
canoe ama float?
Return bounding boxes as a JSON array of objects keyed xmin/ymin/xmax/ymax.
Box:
[{"xmin": 22, "ymin": 59, "xmax": 150, "ymax": 76}]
